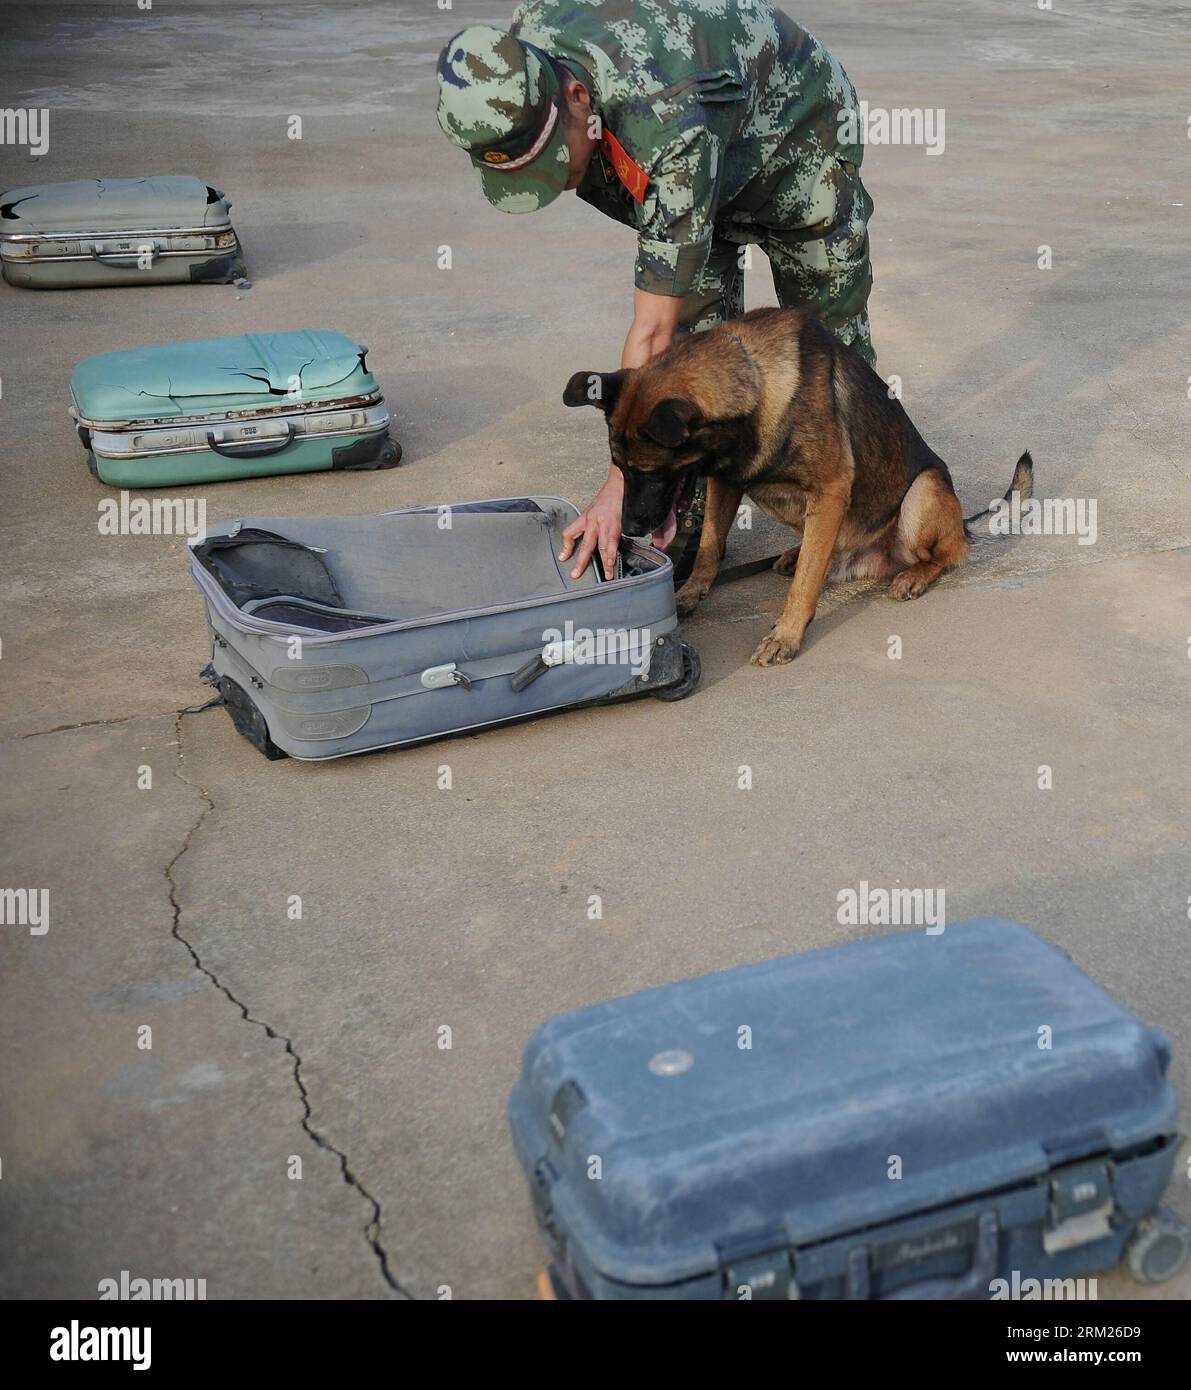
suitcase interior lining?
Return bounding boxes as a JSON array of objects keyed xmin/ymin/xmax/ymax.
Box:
[
  {"xmin": 196, "ymin": 504, "xmax": 665, "ymax": 631},
  {"xmin": 193, "ymin": 529, "xmax": 344, "ymax": 608},
  {"xmin": 241, "ymin": 597, "xmax": 394, "ymax": 633}
]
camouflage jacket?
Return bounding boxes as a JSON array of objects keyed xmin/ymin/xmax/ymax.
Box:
[{"xmin": 509, "ymin": 0, "xmax": 863, "ymax": 297}]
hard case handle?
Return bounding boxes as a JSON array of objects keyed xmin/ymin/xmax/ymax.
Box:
[
  {"xmin": 846, "ymin": 1211, "xmax": 999, "ymax": 1300},
  {"xmin": 206, "ymin": 422, "xmax": 297, "ymax": 458},
  {"xmin": 90, "ymin": 240, "xmax": 160, "ymax": 266}
]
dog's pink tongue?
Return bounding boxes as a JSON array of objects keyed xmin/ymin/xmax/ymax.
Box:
[{"xmin": 652, "ymin": 503, "xmax": 678, "ymax": 551}]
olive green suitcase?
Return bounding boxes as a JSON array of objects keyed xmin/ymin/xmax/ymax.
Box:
[
  {"xmin": 70, "ymin": 329, "xmax": 401, "ymax": 487},
  {"xmin": 0, "ymin": 175, "xmax": 244, "ymax": 288}
]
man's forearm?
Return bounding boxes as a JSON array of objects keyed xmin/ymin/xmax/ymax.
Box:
[
  {"xmin": 621, "ymin": 318, "xmax": 675, "ymax": 368},
  {"xmin": 605, "ymin": 323, "xmax": 664, "ymax": 486},
  {"xmin": 621, "ymin": 287, "xmax": 684, "ymax": 368},
  {"xmin": 605, "ymin": 291, "xmax": 684, "ymax": 485},
  {"xmin": 598, "ymin": 462, "xmax": 625, "ymax": 496}
]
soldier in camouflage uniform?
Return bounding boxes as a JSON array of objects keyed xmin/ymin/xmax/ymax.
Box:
[{"xmin": 436, "ymin": 0, "xmax": 875, "ymax": 580}]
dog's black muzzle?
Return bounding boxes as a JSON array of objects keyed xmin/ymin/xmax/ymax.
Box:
[{"xmin": 620, "ymin": 466, "xmax": 693, "ymax": 536}]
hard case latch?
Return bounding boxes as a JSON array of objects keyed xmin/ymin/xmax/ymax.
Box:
[
  {"xmin": 1043, "ymin": 1160, "xmax": 1113, "ymax": 1254},
  {"xmin": 718, "ymin": 1230, "xmax": 795, "ymax": 1300},
  {"xmin": 722, "ymin": 1249, "xmax": 793, "ymax": 1300},
  {"xmin": 420, "ymin": 662, "xmax": 472, "ymax": 691}
]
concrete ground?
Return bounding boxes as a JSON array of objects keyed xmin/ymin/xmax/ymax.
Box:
[{"xmin": 1, "ymin": 0, "xmax": 1188, "ymax": 1300}]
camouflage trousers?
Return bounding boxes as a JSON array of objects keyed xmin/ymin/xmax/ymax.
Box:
[
  {"xmin": 663, "ymin": 161, "xmax": 875, "ymax": 583},
  {"xmin": 678, "ymin": 159, "xmax": 876, "ymax": 365}
]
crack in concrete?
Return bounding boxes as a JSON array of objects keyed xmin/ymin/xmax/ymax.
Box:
[
  {"xmin": 19, "ymin": 698, "xmax": 222, "ymax": 741},
  {"xmin": 22, "ymin": 713, "xmax": 145, "ymax": 738},
  {"xmin": 165, "ymin": 704, "xmax": 411, "ymax": 1300},
  {"xmin": 1103, "ymin": 378, "xmax": 1179, "ymax": 476}
]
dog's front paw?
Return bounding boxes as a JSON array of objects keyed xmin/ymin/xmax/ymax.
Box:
[
  {"xmin": 674, "ymin": 582, "xmax": 709, "ymax": 618},
  {"xmin": 750, "ymin": 626, "xmax": 803, "ymax": 666},
  {"xmin": 888, "ymin": 569, "xmax": 929, "ymax": 600}
]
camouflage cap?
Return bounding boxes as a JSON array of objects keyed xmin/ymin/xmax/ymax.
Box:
[{"xmin": 436, "ymin": 25, "xmax": 572, "ymax": 214}]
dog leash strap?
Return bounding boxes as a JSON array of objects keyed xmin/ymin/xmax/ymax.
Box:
[{"xmin": 712, "ymin": 553, "xmax": 784, "ymax": 587}]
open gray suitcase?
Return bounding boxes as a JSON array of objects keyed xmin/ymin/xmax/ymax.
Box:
[
  {"xmin": 0, "ymin": 176, "xmax": 244, "ymax": 288},
  {"xmin": 190, "ymin": 497, "xmax": 699, "ymax": 760},
  {"xmin": 510, "ymin": 919, "xmax": 1188, "ymax": 1300}
]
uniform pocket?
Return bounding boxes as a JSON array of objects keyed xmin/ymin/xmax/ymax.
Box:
[
  {"xmin": 649, "ymin": 67, "xmax": 745, "ymax": 120},
  {"xmin": 694, "ymin": 69, "xmax": 746, "ymax": 103}
]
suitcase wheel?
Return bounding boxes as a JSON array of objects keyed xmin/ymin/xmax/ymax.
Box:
[
  {"xmin": 78, "ymin": 427, "xmax": 101, "ymax": 482},
  {"xmin": 218, "ymin": 676, "xmax": 287, "ymax": 761},
  {"xmin": 652, "ymin": 640, "xmax": 701, "ymax": 702},
  {"xmin": 377, "ymin": 437, "xmax": 402, "ymax": 468},
  {"xmin": 1125, "ymin": 1207, "xmax": 1190, "ymax": 1285},
  {"xmin": 337, "ymin": 434, "xmax": 402, "ymax": 470}
]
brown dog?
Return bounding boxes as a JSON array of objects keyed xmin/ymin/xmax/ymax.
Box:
[{"xmin": 564, "ymin": 307, "xmax": 1032, "ymax": 665}]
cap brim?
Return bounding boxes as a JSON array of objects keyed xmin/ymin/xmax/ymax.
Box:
[
  {"xmin": 472, "ymin": 48, "xmax": 571, "ymax": 216},
  {"xmin": 474, "ymin": 111, "xmax": 571, "ymax": 213}
]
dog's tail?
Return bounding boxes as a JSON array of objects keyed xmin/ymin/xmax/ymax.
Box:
[{"xmin": 963, "ymin": 451, "xmax": 1034, "ymax": 537}]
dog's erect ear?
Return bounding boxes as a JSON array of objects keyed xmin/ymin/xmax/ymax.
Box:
[
  {"xmin": 642, "ymin": 397, "xmax": 701, "ymax": 448},
  {"xmin": 563, "ymin": 369, "xmax": 627, "ymax": 414}
]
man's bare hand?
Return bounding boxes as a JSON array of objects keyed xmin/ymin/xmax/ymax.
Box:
[{"xmin": 559, "ymin": 469, "xmax": 625, "ymax": 579}]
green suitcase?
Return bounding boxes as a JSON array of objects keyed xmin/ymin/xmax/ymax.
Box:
[
  {"xmin": 0, "ymin": 175, "xmax": 244, "ymax": 289},
  {"xmin": 70, "ymin": 329, "xmax": 401, "ymax": 487}
]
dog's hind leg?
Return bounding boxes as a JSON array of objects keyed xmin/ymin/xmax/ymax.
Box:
[
  {"xmin": 772, "ymin": 542, "xmax": 801, "ymax": 576},
  {"xmin": 888, "ymin": 468, "xmax": 970, "ymax": 600},
  {"xmin": 676, "ymin": 476, "xmax": 743, "ymax": 616}
]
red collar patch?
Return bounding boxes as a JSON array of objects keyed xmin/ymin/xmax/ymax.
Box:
[{"xmin": 600, "ymin": 129, "xmax": 649, "ymax": 203}]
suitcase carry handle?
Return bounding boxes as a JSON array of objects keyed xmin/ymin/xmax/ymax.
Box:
[
  {"xmin": 207, "ymin": 423, "xmax": 297, "ymax": 458},
  {"xmin": 89, "ymin": 240, "xmax": 161, "ymax": 266},
  {"xmin": 846, "ymin": 1210, "xmax": 999, "ymax": 1300}
]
